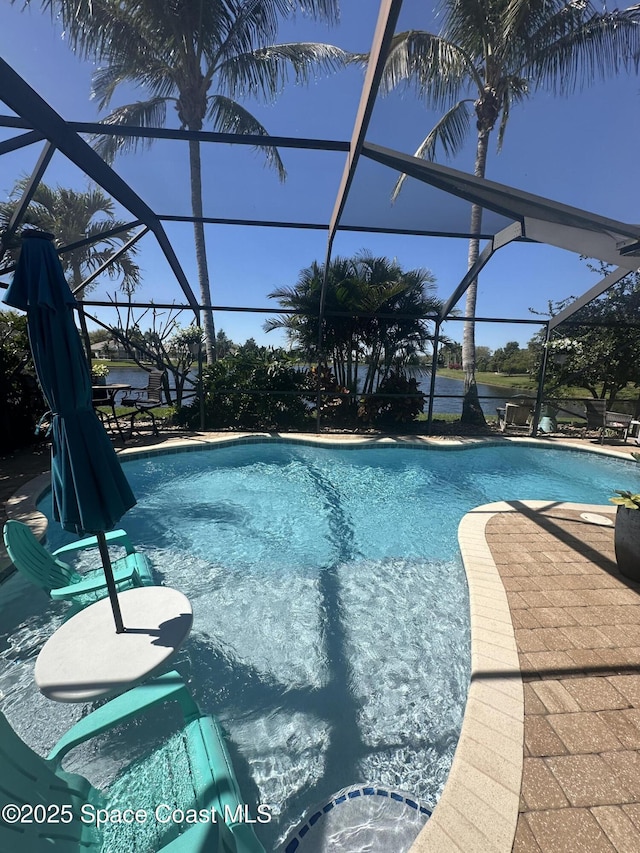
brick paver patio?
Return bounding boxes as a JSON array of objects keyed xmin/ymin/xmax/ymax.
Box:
[{"xmin": 486, "ymin": 505, "xmax": 640, "ymax": 853}]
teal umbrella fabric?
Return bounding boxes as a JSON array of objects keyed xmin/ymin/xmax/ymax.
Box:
[{"xmin": 2, "ymin": 231, "xmax": 136, "ymax": 535}]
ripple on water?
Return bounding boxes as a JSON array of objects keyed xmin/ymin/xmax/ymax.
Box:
[{"xmin": 11, "ymin": 441, "xmax": 630, "ymax": 849}]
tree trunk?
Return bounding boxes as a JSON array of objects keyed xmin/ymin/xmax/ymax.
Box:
[
  {"xmin": 461, "ymin": 129, "xmax": 490, "ymax": 426},
  {"xmin": 188, "ymin": 137, "xmax": 216, "ymax": 364},
  {"xmin": 72, "ymin": 267, "xmax": 93, "ymax": 369}
]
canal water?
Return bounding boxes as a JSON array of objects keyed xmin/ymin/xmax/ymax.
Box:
[{"xmin": 103, "ymin": 365, "xmax": 529, "ymax": 417}]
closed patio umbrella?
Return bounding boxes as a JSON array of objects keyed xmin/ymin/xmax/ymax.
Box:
[{"xmin": 2, "ymin": 230, "xmax": 135, "ymax": 633}]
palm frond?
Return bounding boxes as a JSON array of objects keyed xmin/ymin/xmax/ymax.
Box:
[
  {"xmin": 377, "ymin": 29, "xmax": 483, "ymax": 107},
  {"xmin": 218, "ymin": 42, "xmax": 349, "ymax": 101},
  {"xmin": 116, "ymin": 252, "xmax": 143, "ymax": 295},
  {"xmin": 206, "ymin": 95, "xmax": 286, "ymax": 180},
  {"xmin": 445, "ymin": 0, "xmax": 494, "ymax": 58},
  {"xmin": 391, "ymin": 100, "xmax": 473, "ymax": 202},
  {"xmin": 65, "ymin": 188, "xmax": 115, "ymax": 220},
  {"xmin": 216, "ymin": 0, "xmax": 287, "ymax": 67},
  {"xmin": 36, "ymin": 0, "xmax": 142, "ymax": 61},
  {"xmin": 82, "ymin": 217, "xmax": 137, "ymax": 245},
  {"xmin": 288, "ymin": 0, "xmax": 340, "ymax": 26},
  {"xmin": 502, "ymin": 0, "xmax": 550, "ymax": 45},
  {"xmin": 92, "ymin": 62, "xmax": 177, "ymax": 111},
  {"xmin": 521, "ymin": 3, "xmax": 640, "ymax": 93},
  {"xmin": 84, "ymin": 245, "xmax": 142, "ymax": 286},
  {"xmin": 495, "ymin": 77, "xmax": 528, "ymax": 150},
  {"xmin": 263, "ymin": 313, "xmax": 300, "ymax": 334},
  {"xmin": 91, "ymin": 98, "xmax": 169, "ymax": 163},
  {"xmin": 216, "ymin": 0, "xmax": 339, "ymax": 68}
]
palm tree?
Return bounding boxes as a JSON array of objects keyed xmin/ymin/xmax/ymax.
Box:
[
  {"xmin": 265, "ymin": 250, "xmax": 441, "ymax": 395},
  {"xmin": 0, "ymin": 179, "xmax": 142, "ymax": 362},
  {"xmin": 34, "ymin": 0, "xmax": 348, "ymax": 364},
  {"xmin": 352, "ymin": 252, "xmax": 440, "ymax": 395},
  {"xmin": 375, "ymin": 0, "xmax": 640, "ymax": 424},
  {"xmin": 266, "ymin": 256, "xmax": 356, "ymax": 388}
]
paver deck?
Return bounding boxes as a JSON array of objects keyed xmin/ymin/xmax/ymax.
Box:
[{"xmin": 485, "ymin": 504, "xmax": 640, "ymax": 853}]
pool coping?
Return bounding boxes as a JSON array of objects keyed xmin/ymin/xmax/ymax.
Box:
[
  {"xmin": 3, "ymin": 435, "xmax": 484, "ymax": 574},
  {"xmin": 409, "ymin": 498, "xmax": 618, "ymax": 853},
  {"xmin": 2, "ymin": 433, "xmax": 636, "ymax": 851},
  {"xmin": 5, "ymin": 433, "xmax": 634, "ymax": 539}
]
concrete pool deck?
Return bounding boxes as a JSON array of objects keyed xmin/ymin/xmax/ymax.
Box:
[{"xmin": 2, "ymin": 432, "xmax": 639, "ymax": 852}]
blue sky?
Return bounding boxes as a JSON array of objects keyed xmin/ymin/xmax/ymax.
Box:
[{"xmin": 1, "ymin": 0, "xmax": 639, "ymax": 352}]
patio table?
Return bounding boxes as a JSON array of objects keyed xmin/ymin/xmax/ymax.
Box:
[
  {"xmin": 35, "ymin": 586, "xmax": 192, "ymax": 702},
  {"xmin": 92, "ymin": 383, "xmax": 131, "ymax": 443}
]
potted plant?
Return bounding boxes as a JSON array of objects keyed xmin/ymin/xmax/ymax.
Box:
[
  {"xmin": 91, "ymin": 362, "xmax": 110, "ymax": 385},
  {"xmin": 610, "ymin": 488, "xmax": 640, "ymax": 581}
]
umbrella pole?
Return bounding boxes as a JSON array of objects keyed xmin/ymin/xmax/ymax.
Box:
[{"xmin": 96, "ymin": 530, "xmax": 126, "ymax": 633}]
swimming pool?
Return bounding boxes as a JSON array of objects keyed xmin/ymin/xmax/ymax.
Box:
[{"xmin": 2, "ymin": 440, "xmax": 640, "ymax": 851}]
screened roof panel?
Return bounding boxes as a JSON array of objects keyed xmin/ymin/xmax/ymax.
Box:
[
  {"xmin": 339, "ymin": 154, "xmax": 514, "ymax": 237},
  {"xmin": 50, "ymin": 134, "xmax": 348, "ymax": 226},
  {"xmin": 0, "ymin": 145, "xmax": 44, "ymax": 202},
  {"xmin": 0, "ymin": 146, "xmax": 139, "ymax": 233},
  {"xmin": 0, "ymin": 126, "xmax": 40, "ymax": 151},
  {"xmin": 1, "ymin": 0, "xmax": 639, "ymax": 325}
]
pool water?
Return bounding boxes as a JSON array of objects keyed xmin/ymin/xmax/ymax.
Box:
[{"xmin": 2, "ymin": 441, "xmax": 639, "ymax": 851}]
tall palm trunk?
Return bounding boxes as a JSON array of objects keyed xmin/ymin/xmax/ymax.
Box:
[
  {"xmin": 188, "ymin": 137, "xmax": 216, "ymax": 364},
  {"xmin": 461, "ymin": 127, "xmax": 490, "ymax": 425}
]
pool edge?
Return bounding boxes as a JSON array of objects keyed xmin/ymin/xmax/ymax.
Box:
[
  {"xmin": 2, "ymin": 435, "xmax": 632, "ymax": 850},
  {"xmin": 409, "ymin": 501, "xmax": 523, "ymax": 852},
  {"xmin": 409, "ymin": 499, "xmax": 615, "ymax": 853},
  {"xmin": 5, "ymin": 433, "xmax": 633, "ymax": 553}
]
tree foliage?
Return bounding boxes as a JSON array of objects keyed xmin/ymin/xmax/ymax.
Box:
[
  {"xmin": 0, "ymin": 311, "xmax": 46, "ymax": 449},
  {"xmin": 490, "ymin": 341, "xmax": 531, "ymax": 375},
  {"xmin": 0, "ymin": 180, "xmax": 142, "ymax": 297},
  {"xmin": 532, "ymin": 269, "xmax": 640, "ymax": 402},
  {"xmin": 266, "ymin": 250, "xmax": 441, "ymax": 395},
  {"xmin": 177, "ymin": 345, "xmax": 310, "ymax": 431},
  {"xmin": 28, "ymin": 0, "xmax": 348, "ymax": 364},
  {"xmin": 372, "ymin": 0, "xmax": 640, "ymax": 423}
]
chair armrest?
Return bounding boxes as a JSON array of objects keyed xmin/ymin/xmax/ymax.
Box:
[
  {"xmin": 53, "ymin": 529, "xmax": 135, "ymax": 557},
  {"xmin": 47, "ymin": 671, "xmax": 201, "ymax": 765},
  {"xmin": 49, "ymin": 564, "xmax": 138, "ymax": 600},
  {"xmin": 121, "ymin": 390, "xmax": 144, "ymax": 404}
]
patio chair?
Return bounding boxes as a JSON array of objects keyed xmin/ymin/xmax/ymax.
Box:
[
  {"xmin": 0, "ymin": 670, "xmax": 266, "ymax": 852},
  {"xmin": 2, "ymin": 520, "xmax": 154, "ymax": 607},
  {"xmin": 122, "ymin": 369, "xmax": 165, "ymax": 436},
  {"xmin": 583, "ymin": 399, "xmax": 632, "ymax": 443},
  {"xmin": 496, "ymin": 400, "xmax": 533, "ymax": 433}
]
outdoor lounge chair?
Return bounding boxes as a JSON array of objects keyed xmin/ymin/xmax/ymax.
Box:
[
  {"xmin": 122, "ymin": 369, "xmax": 165, "ymax": 436},
  {"xmin": 583, "ymin": 399, "xmax": 632, "ymax": 443},
  {"xmin": 2, "ymin": 520, "xmax": 154, "ymax": 607},
  {"xmin": 0, "ymin": 670, "xmax": 266, "ymax": 852}
]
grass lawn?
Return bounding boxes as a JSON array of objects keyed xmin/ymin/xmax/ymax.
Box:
[
  {"xmin": 437, "ymin": 368, "xmax": 639, "ymax": 402},
  {"xmin": 93, "ymin": 359, "xmax": 152, "ymax": 369},
  {"xmin": 437, "ymin": 368, "xmax": 537, "ymax": 390}
]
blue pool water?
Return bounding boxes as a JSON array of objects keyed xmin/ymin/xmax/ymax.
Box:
[{"xmin": 2, "ymin": 441, "xmax": 639, "ymax": 851}]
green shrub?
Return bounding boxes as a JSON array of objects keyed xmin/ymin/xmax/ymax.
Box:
[
  {"xmin": 358, "ymin": 371, "xmax": 425, "ymax": 426},
  {"xmin": 0, "ymin": 311, "xmax": 46, "ymax": 449},
  {"xmin": 176, "ymin": 349, "xmax": 312, "ymax": 431},
  {"xmin": 301, "ymin": 365, "xmax": 355, "ymax": 426}
]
